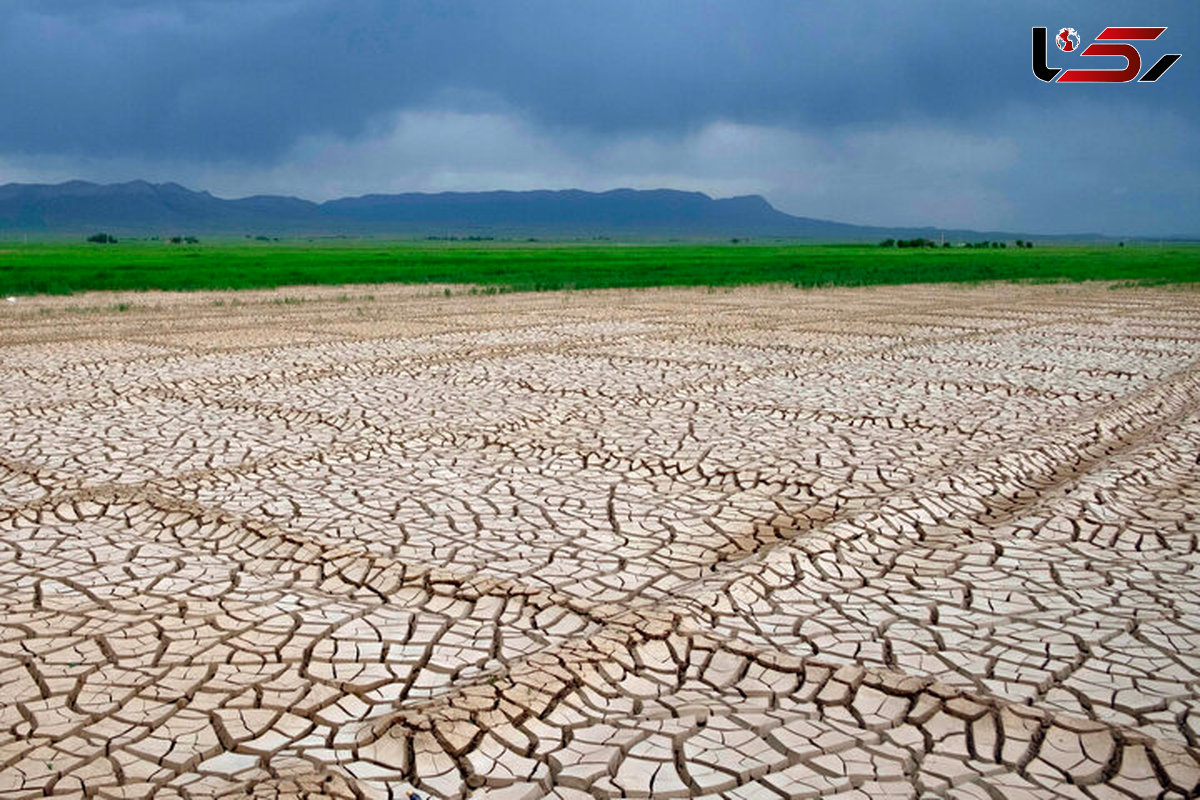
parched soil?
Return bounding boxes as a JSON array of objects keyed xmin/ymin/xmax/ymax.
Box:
[{"xmin": 1, "ymin": 282, "xmax": 1198, "ymax": 799}]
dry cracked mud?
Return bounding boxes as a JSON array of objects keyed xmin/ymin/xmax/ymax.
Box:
[{"xmin": 1, "ymin": 282, "xmax": 1199, "ymax": 799}]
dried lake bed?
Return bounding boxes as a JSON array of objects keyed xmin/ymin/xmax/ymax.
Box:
[{"xmin": 1, "ymin": 283, "xmax": 1198, "ymax": 798}]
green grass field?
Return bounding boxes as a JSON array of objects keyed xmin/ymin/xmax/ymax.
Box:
[{"xmin": 0, "ymin": 240, "xmax": 1196, "ymax": 296}]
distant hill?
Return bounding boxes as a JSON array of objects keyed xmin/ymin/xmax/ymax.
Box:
[
  {"xmin": 0, "ymin": 181, "xmax": 324, "ymax": 235},
  {"xmin": 0, "ymin": 180, "xmax": 1106, "ymax": 241},
  {"xmin": 318, "ymin": 189, "xmax": 882, "ymax": 238}
]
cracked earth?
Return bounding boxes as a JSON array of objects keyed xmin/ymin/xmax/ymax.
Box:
[{"xmin": 1, "ymin": 282, "xmax": 1199, "ymax": 799}]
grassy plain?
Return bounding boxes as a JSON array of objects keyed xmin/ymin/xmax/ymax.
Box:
[{"xmin": 0, "ymin": 239, "xmax": 1196, "ymax": 296}]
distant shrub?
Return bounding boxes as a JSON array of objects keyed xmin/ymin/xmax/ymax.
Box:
[
  {"xmin": 879, "ymin": 238, "xmax": 895, "ymax": 247},
  {"xmin": 87, "ymin": 232, "xmax": 117, "ymax": 244}
]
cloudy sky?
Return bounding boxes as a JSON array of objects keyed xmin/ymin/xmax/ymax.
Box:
[{"xmin": 2, "ymin": 1, "xmax": 1196, "ymax": 235}]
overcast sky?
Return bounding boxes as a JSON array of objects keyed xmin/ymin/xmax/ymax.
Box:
[{"xmin": 2, "ymin": 1, "xmax": 1196, "ymax": 235}]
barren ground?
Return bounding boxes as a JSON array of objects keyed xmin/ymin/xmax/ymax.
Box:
[{"xmin": 1, "ymin": 283, "xmax": 1199, "ymax": 799}]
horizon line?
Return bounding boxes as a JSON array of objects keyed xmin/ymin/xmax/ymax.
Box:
[{"xmin": 0, "ymin": 178, "xmax": 1192, "ymax": 239}]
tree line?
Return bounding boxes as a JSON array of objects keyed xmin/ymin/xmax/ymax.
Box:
[{"xmin": 879, "ymin": 238, "xmax": 1034, "ymax": 249}]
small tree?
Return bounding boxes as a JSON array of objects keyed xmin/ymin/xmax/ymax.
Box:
[
  {"xmin": 896, "ymin": 237, "xmax": 936, "ymax": 249},
  {"xmin": 879, "ymin": 238, "xmax": 895, "ymax": 247},
  {"xmin": 87, "ymin": 232, "xmax": 117, "ymax": 244}
]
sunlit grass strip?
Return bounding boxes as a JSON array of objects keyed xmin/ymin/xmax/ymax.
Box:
[{"xmin": 0, "ymin": 240, "xmax": 1196, "ymax": 296}]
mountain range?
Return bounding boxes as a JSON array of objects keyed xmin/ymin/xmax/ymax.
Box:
[{"xmin": 0, "ymin": 180, "xmax": 1104, "ymax": 241}]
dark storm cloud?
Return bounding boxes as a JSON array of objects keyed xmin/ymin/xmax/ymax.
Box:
[{"xmin": 1, "ymin": 1, "xmax": 1197, "ymax": 234}]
